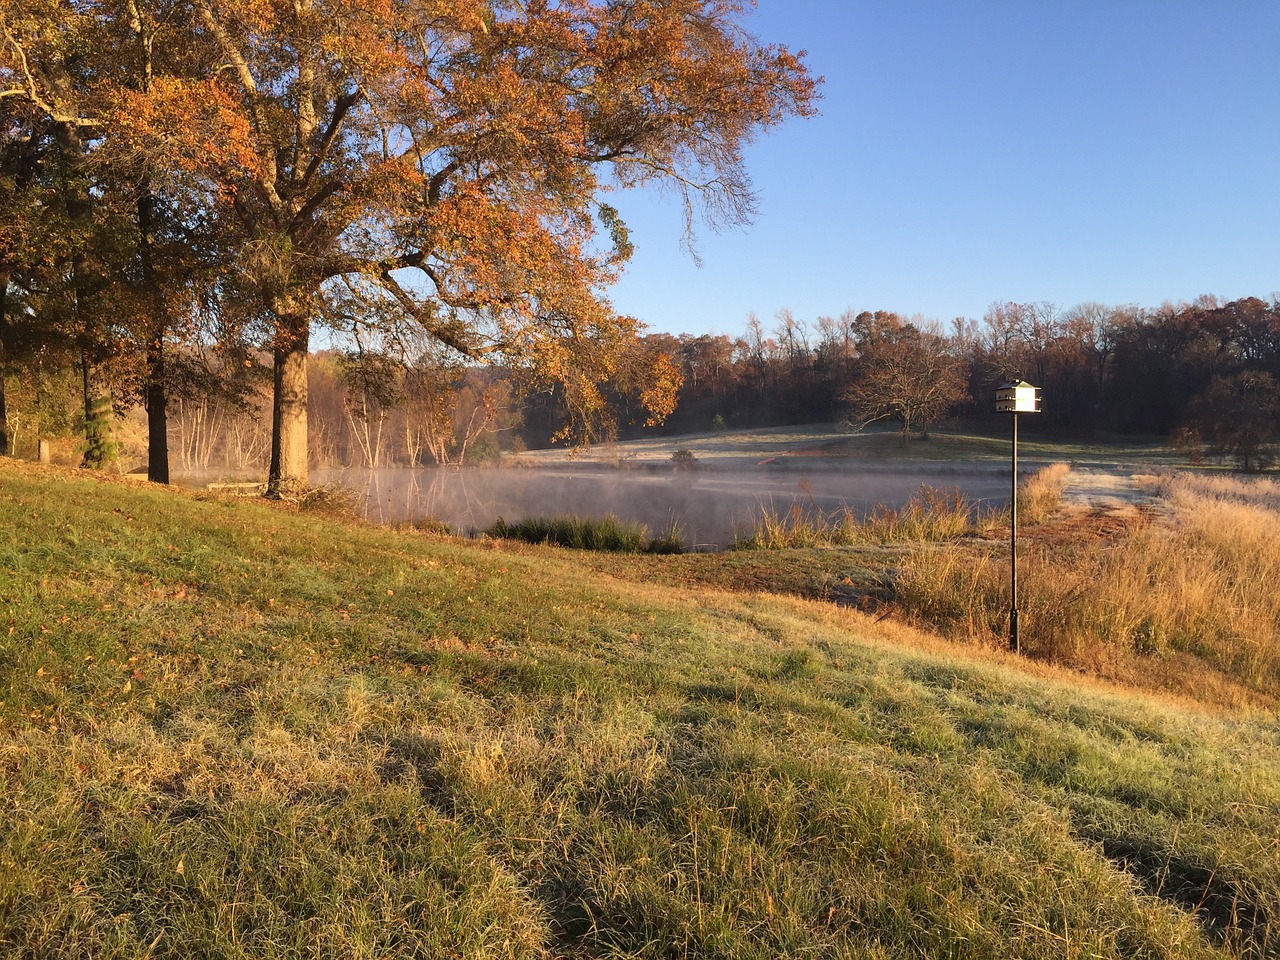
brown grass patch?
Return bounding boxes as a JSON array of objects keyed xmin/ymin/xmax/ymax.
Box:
[{"xmin": 892, "ymin": 473, "xmax": 1280, "ymax": 708}]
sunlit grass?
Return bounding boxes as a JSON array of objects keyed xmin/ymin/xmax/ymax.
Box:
[
  {"xmin": 0, "ymin": 460, "xmax": 1276, "ymax": 959},
  {"xmin": 735, "ymin": 465, "xmax": 1071, "ymax": 551},
  {"xmin": 893, "ymin": 472, "xmax": 1280, "ymax": 704},
  {"xmin": 734, "ymin": 483, "xmax": 985, "ymax": 550},
  {"xmin": 1018, "ymin": 461, "xmax": 1071, "ymax": 524}
]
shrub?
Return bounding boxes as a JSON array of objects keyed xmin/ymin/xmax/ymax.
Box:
[
  {"xmin": 645, "ymin": 518, "xmax": 687, "ymax": 555},
  {"xmin": 465, "ymin": 433, "xmax": 502, "ymax": 464},
  {"xmin": 298, "ymin": 483, "xmax": 363, "ymax": 519},
  {"xmin": 405, "ymin": 516, "xmax": 454, "ymax": 536},
  {"xmin": 671, "ymin": 448, "xmax": 698, "ymax": 470}
]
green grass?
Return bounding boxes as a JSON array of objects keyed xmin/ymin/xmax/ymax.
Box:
[
  {"xmin": 485, "ymin": 514, "xmax": 684, "ymax": 553},
  {"xmin": 521, "ymin": 422, "xmax": 1191, "ymax": 468},
  {"xmin": 1, "ymin": 461, "xmax": 1278, "ymax": 958}
]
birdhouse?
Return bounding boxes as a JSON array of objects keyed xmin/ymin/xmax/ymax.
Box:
[{"xmin": 994, "ymin": 380, "xmax": 1041, "ymax": 414}]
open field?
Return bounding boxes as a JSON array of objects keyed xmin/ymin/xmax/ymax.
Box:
[
  {"xmin": 511, "ymin": 423, "xmax": 1193, "ymax": 471},
  {"xmin": 1, "ymin": 460, "xmax": 1278, "ymax": 958}
]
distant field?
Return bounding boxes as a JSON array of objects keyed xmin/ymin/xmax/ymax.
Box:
[{"xmin": 514, "ymin": 423, "xmax": 1190, "ymax": 470}]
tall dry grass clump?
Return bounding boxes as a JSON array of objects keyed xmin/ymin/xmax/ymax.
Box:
[
  {"xmin": 738, "ymin": 498, "xmax": 860, "ymax": 549},
  {"xmin": 864, "ymin": 484, "xmax": 978, "ymax": 542},
  {"xmin": 737, "ymin": 483, "xmax": 983, "ymax": 549},
  {"xmin": 895, "ymin": 473, "xmax": 1280, "ymax": 697},
  {"xmin": 739, "ymin": 465, "xmax": 1070, "ymax": 551},
  {"xmin": 1018, "ymin": 462, "xmax": 1070, "ymax": 524}
]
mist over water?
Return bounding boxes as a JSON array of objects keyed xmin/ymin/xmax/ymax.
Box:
[{"xmin": 314, "ymin": 462, "xmax": 1014, "ymax": 550}]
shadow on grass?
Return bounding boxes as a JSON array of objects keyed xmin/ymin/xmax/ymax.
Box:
[{"xmin": 1085, "ymin": 831, "xmax": 1274, "ymax": 959}]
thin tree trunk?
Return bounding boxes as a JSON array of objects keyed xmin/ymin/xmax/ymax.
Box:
[
  {"xmin": 139, "ymin": 190, "xmax": 169, "ymax": 483},
  {"xmin": 268, "ymin": 318, "xmax": 310, "ymax": 497},
  {"xmin": 146, "ymin": 334, "xmax": 168, "ymax": 481},
  {"xmin": 55, "ymin": 121, "xmax": 115, "ymax": 470},
  {"xmin": 125, "ymin": 5, "xmax": 169, "ymax": 481},
  {"xmin": 0, "ymin": 272, "xmax": 9, "ymax": 457}
]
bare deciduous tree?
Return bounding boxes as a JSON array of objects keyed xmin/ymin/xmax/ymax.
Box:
[{"xmin": 843, "ymin": 312, "xmax": 967, "ymax": 442}]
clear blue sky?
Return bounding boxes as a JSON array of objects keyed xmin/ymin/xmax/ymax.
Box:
[{"xmin": 605, "ymin": 0, "xmax": 1280, "ymax": 338}]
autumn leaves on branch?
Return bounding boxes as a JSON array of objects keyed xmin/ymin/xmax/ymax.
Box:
[{"xmin": 0, "ymin": 0, "xmax": 817, "ymax": 492}]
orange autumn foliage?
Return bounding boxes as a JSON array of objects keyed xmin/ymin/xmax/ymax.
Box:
[{"xmin": 4, "ymin": 0, "xmax": 818, "ymax": 483}]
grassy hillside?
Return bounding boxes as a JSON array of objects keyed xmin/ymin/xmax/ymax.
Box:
[{"xmin": 1, "ymin": 461, "xmax": 1277, "ymax": 959}]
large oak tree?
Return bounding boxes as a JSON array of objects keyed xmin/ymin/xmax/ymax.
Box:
[
  {"xmin": 148, "ymin": 0, "xmax": 818, "ymax": 495},
  {"xmin": 5, "ymin": 0, "xmax": 815, "ymax": 492}
]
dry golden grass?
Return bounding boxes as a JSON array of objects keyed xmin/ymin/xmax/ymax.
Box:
[
  {"xmin": 894, "ymin": 472, "xmax": 1280, "ymax": 706},
  {"xmin": 1153, "ymin": 472, "xmax": 1280, "ymax": 509},
  {"xmin": 1018, "ymin": 461, "xmax": 1071, "ymax": 525},
  {"xmin": 738, "ymin": 484, "xmax": 986, "ymax": 549}
]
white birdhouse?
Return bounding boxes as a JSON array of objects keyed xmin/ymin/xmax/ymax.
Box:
[{"xmin": 994, "ymin": 381, "xmax": 1041, "ymax": 414}]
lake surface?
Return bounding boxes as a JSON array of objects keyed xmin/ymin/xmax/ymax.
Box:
[{"xmin": 313, "ymin": 461, "xmax": 1014, "ymax": 550}]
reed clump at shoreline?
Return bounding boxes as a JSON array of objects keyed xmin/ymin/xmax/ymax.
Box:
[
  {"xmin": 484, "ymin": 514, "xmax": 684, "ymax": 554},
  {"xmin": 735, "ymin": 464, "xmax": 1071, "ymax": 550}
]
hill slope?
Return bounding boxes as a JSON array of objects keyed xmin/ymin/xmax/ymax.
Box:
[{"xmin": 0, "ymin": 462, "xmax": 1276, "ymax": 959}]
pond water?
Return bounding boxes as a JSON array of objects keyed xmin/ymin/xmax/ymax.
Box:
[{"xmin": 313, "ymin": 461, "xmax": 1014, "ymax": 550}]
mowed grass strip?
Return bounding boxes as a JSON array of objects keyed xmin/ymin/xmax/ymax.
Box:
[{"xmin": 0, "ymin": 461, "xmax": 1277, "ymax": 959}]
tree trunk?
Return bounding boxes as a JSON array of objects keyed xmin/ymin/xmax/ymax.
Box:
[
  {"xmin": 145, "ymin": 333, "xmax": 169, "ymax": 482},
  {"xmin": 139, "ymin": 190, "xmax": 170, "ymax": 483},
  {"xmin": 56, "ymin": 121, "xmax": 116, "ymax": 470},
  {"xmin": 267, "ymin": 318, "xmax": 310, "ymax": 497},
  {"xmin": 81, "ymin": 352, "xmax": 117, "ymax": 469},
  {"xmin": 0, "ymin": 272, "xmax": 9, "ymax": 457}
]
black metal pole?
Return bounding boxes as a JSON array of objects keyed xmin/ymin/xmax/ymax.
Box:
[{"xmin": 1010, "ymin": 411, "xmax": 1019, "ymax": 654}]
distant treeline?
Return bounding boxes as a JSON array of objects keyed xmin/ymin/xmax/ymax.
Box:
[
  {"xmin": 7, "ymin": 295, "xmax": 1279, "ymax": 472},
  {"xmin": 619, "ymin": 296, "xmax": 1280, "ymax": 465}
]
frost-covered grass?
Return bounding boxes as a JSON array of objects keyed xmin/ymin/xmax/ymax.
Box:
[
  {"xmin": 0, "ymin": 460, "xmax": 1276, "ymax": 959},
  {"xmin": 515, "ymin": 422, "xmax": 1183, "ymax": 467}
]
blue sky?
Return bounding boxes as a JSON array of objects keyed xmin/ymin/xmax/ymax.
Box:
[{"xmin": 604, "ymin": 0, "xmax": 1280, "ymax": 338}]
